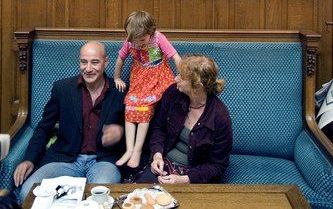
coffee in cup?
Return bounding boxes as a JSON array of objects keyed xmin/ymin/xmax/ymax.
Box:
[{"xmin": 91, "ymin": 186, "xmax": 110, "ymax": 204}]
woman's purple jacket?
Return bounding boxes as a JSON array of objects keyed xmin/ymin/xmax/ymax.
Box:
[{"xmin": 150, "ymin": 84, "xmax": 233, "ymax": 183}]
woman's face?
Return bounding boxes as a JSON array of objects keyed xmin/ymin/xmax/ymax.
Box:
[{"xmin": 175, "ymin": 74, "xmax": 191, "ymax": 95}]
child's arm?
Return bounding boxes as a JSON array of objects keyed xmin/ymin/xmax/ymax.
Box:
[
  {"xmin": 156, "ymin": 32, "xmax": 182, "ymax": 73},
  {"xmin": 114, "ymin": 56, "xmax": 126, "ymax": 92},
  {"xmin": 172, "ymin": 53, "xmax": 181, "ymax": 73}
]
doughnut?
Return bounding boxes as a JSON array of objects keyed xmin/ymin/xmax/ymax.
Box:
[
  {"xmin": 141, "ymin": 204, "xmax": 154, "ymax": 209},
  {"xmin": 129, "ymin": 196, "xmax": 143, "ymax": 205},
  {"xmin": 122, "ymin": 202, "xmax": 134, "ymax": 209},
  {"xmin": 144, "ymin": 192, "xmax": 156, "ymax": 205},
  {"xmin": 156, "ymin": 193, "xmax": 173, "ymax": 206}
]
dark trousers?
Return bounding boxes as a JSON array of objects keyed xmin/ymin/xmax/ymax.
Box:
[{"xmin": 134, "ymin": 165, "xmax": 160, "ymax": 183}]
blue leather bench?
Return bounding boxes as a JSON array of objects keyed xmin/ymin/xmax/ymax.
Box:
[{"xmin": 1, "ymin": 28, "xmax": 332, "ymax": 208}]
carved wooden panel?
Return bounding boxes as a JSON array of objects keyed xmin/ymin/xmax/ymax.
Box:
[
  {"xmin": 0, "ymin": 0, "xmax": 2, "ymax": 120},
  {"xmin": 265, "ymin": 0, "xmax": 287, "ymax": 29},
  {"xmin": 233, "ymin": 0, "xmax": 262, "ymax": 29},
  {"xmin": 152, "ymin": 0, "xmax": 178, "ymax": 29},
  {"xmin": 317, "ymin": 0, "xmax": 332, "ymax": 91},
  {"xmin": 122, "ymin": 0, "xmax": 154, "ymax": 15},
  {"xmin": 47, "ymin": 0, "xmax": 69, "ymax": 27},
  {"xmin": 177, "ymin": 0, "xmax": 214, "ymax": 29},
  {"xmin": 105, "ymin": 0, "xmax": 123, "ymax": 28},
  {"xmin": 214, "ymin": 0, "xmax": 230, "ymax": 28},
  {"xmin": 288, "ymin": 0, "xmax": 318, "ymax": 30},
  {"xmin": 1, "ymin": 0, "xmax": 17, "ymax": 132},
  {"xmin": 68, "ymin": 0, "xmax": 105, "ymax": 27},
  {"xmin": 17, "ymin": 0, "xmax": 48, "ymax": 28}
]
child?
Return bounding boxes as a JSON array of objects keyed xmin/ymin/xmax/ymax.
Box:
[{"xmin": 114, "ymin": 11, "xmax": 181, "ymax": 168}]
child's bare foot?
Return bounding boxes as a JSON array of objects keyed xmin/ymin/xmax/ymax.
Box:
[
  {"xmin": 127, "ymin": 151, "xmax": 142, "ymax": 168},
  {"xmin": 116, "ymin": 151, "xmax": 133, "ymax": 166}
]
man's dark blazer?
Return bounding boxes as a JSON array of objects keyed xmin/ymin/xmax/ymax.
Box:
[{"xmin": 24, "ymin": 75, "xmax": 125, "ymax": 168}]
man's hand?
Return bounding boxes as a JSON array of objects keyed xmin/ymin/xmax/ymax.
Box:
[
  {"xmin": 14, "ymin": 161, "xmax": 34, "ymax": 187},
  {"xmin": 102, "ymin": 124, "xmax": 124, "ymax": 147}
]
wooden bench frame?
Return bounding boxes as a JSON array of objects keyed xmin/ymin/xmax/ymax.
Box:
[{"xmin": 10, "ymin": 28, "xmax": 332, "ymax": 159}]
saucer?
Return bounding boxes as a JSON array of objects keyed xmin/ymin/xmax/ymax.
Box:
[
  {"xmin": 87, "ymin": 195, "xmax": 114, "ymax": 205},
  {"xmin": 78, "ymin": 200, "xmax": 99, "ymax": 209}
]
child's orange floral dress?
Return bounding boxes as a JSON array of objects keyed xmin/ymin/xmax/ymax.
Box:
[{"xmin": 118, "ymin": 31, "xmax": 177, "ymax": 123}]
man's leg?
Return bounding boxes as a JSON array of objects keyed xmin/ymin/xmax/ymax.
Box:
[
  {"xmin": 19, "ymin": 161, "xmax": 84, "ymax": 203},
  {"xmin": 86, "ymin": 160, "xmax": 121, "ymax": 183}
]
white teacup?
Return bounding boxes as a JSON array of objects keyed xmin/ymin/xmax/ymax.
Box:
[{"xmin": 91, "ymin": 186, "xmax": 110, "ymax": 204}]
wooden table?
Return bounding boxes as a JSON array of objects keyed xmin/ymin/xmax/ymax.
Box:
[{"xmin": 23, "ymin": 184, "xmax": 311, "ymax": 209}]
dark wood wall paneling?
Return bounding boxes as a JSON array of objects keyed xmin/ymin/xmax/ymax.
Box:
[
  {"xmin": 0, "ymin": 0, "xmax": 332, "ymax": 131},
  {"xmin": 0, "ymin": 0, "xmax": 2, "ymax": 126}
]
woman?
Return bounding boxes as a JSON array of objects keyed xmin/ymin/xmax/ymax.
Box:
[{"xmin": 136, "ymin": 54, "xmax": 233, "ymax": 183}]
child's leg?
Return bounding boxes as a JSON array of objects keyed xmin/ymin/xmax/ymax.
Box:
[
  {"xmin": 127, "ymin": 122, "xmax": 150, "ymax": 168},
  {"xmin": 116, "ymin": 121, "xmax": 136, "ymax": 166}
]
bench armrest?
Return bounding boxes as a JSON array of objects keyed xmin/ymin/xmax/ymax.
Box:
[
  {"xmin": 0, "ymin": 126, "xmax": 33, "ymax": 191},
  {"xmin": 294, "ymin": 130, "xmax": 333, "ymax": 200}
]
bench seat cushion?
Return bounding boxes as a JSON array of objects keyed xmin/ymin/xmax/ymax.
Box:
[{"xmin": 223, "ymin": 154, "xmax": 333, "ymax": 208}]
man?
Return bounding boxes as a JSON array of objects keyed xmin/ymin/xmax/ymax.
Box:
[{"xmin": 13, "ymin": 41, "xmax": 125, "ymax": 202}]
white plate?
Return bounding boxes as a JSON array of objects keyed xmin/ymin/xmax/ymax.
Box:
[
  {"xmin": 77, "ymin": 200, "xmax": 99, "ymax": 209},
  {"xmin": 86, "ymin": 195, "xmax": 114, "ymax": 205},
  {"xmin": 124, "ymin": 188, "xmax": 177, "ymax": 209}
]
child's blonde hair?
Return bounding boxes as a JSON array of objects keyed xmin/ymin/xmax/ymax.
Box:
[
  {"xmin": 124, "ymin": 11, "xmax": 156, "ymax": 42},
  {"xmin": 180, "ymin": 54, "xmax": 225, "ymax": 96}
]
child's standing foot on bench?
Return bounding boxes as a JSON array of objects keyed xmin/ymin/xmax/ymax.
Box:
[{"xmin": 114, "ymin": 10, "xmax": 181, "ymax": 168}]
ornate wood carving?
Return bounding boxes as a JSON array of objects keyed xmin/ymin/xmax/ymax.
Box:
[
  {"xmin": 300, "ymin": 32, "xmax": 320, "ymax": 78},
  {"xmin": 15, "ymin": 30, "xmax": 35, "ymax": 74},
  {"xmin": 305, "ymin": 47, "xmax": 317, "ymax": 76},
  {"xmin": 18, "ymin": 44, "xmax": 29, "ymax": 72}
]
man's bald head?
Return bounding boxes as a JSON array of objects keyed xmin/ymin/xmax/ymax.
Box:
[
  {"xmin": 79, "ymin": 41, "xmax": 109, "ymax": 87},
  {"xmin": 80, "ymin": 41, "xmax": 107, "ymax": 58}
]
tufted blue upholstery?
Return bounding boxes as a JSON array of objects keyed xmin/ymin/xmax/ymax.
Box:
[
  {"xmin": 294, "ymin": 131, "xmax": 333, "ymax": 201},
  {"xmin": 173, "ymin": 42, "xmax": 302, "ymax": 160},
  {"xmin": 0, "ymin": 126, "xmax": 34, "ymax": 190},
  {"xmin": 1, "ymin": 39, "xmax": 332, "ymax": 208},
  {"xmin": 31, "ymin": 41, "xmax": 302, "ymax": 159},
  {"xmin": 30, "ymin": 40, "xmax": 132, "ymax": 128},
  {"xmin": 223, "ymin": 154, "xmax": 333, "ymax": 209}
]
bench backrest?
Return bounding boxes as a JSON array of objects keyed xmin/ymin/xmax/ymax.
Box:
[{"xmin": 30, "ymin": 39, "xmax": 302, "ymax": 160}]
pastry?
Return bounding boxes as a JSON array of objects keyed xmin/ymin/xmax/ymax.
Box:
[
  {"xmin": 129, "ymin": 196, "xmax": 143, "ymax": 205},
  {"xmin": 141, "ymin": 204, "xmax": 154, "ymax": 209},
  {"xmin": 156, "ymin": 193, "xmax": 173, "ymax": 206},
  {"xmin": 122, "ymin": 202, "xmax": 134, "ymax": 209},
  {"xmin": 144, "ymin": 192, "xmax": 156, "ymax": 205}
]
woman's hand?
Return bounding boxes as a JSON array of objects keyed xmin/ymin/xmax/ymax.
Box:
[
  {"xmin": 151, "ymin": 152, "xmax": 167, "ymax": 176},
  {"xmin": 158, "ymin": 174, "xmax": 190, "ymax": 184},
  {"xmin": 114, "ymin": 78, "xmax": 126, "ymax": 92}
]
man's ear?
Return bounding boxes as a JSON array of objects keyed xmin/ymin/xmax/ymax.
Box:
[{"xmin": 104, "ymin": 56, "xmax": 109, "ymax": 67}]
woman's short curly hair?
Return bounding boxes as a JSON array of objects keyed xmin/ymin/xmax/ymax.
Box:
[{"xmin": 179, "ymin": 54, "xmax": 225, "ymax": 96}]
